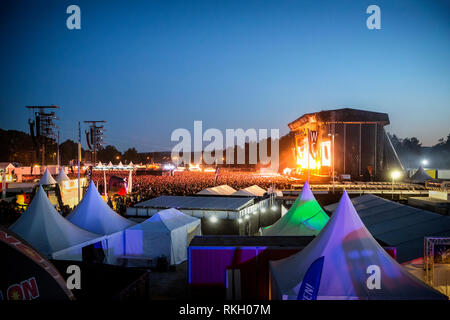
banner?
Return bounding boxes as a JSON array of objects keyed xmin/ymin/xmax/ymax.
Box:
[
  {"xmin": 308, "ymin": 129, "xmax": 318, "ymax": 160},
  {"xmin": 297, "ymin": 256, "xmax": 324, "ymax": 300}
]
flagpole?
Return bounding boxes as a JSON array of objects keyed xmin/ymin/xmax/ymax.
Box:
[
  {"xmin": 77, "ymin": 121, "xmax": 81, "ymax": 203},
  {"xmin": 104, "ymin": 169, "xmax": 107, "ymax": 199}
]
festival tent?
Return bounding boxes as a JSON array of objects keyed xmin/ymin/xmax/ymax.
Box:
[
  {"xmin": 269, "ymin": 191, "xmax": 448, "ymax": 300},
  {"xmin": 118, "ymin": 161, "xmax": 124, "ymax": 167},
  {"xmin": 56, "ymin": 168, "xmax": 70, "ymax": 183},
  {"xmin": 232, "ymin": 185, "xmax": 266, "ymax": 197},
  {"xmin": 9, "ymin": 186, "xmax": 104, "ymax": 261},
  {"xmin": 67, "ymin": 180, "xmax": 135, "ymax": 235},
  {"xmin": 410, "ymin": 166, "xmax": 435, "ymax": 183},
  {"xmin": 0, "ymin": 226, "xmax": 74, "ymax": 300},
  {"xmin": 262, "ymin": 181, "xmax": 329, "ymax": 236},
  {"xmin": 39, "ymin": 168, "xmax": 57, "ymax": 185},
  {"xmin": 109, "ymin": 208, "xmax": 201, "ymax": 265},
  {"xmin": 197, "ymin": 185, "xmax": 236, "ymax": 196},
  {"xmin": 107, "ymin": 161, "xmax": 113, "ymax": 168}
]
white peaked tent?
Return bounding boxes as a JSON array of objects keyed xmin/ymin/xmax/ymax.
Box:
[
  {"xmin": 56, "ymin": 168, "xmax": 70, "ymax": 183},
  {"xmin": 9, "ymin": 186, "xmax": 103, "ymax": 260},
  {"xmin": 97, "ymin": 161, "xmax": 104, "ymax": 168},
  {"xmin": 118, "ymin": 161, "xmax": 124, "ymax": 167},
  {"xmin": 67, "ymin": 180, "xmax": 135, "ymax": 235},
  {"xmin": 128, "ymin": 161, "xmax": 134, "ymax": 167},
  {"xmin": 269, "ymin": 191, "xmax": 448, "ymax": 300},
  {"xmin": 262, "ymin": 181, "xmax": 329, "ymax": 236},
  {"xmin": 410, "ymin": 166, "xmax": 435, "ymax": 183},
  {"xmin": 39, "ymin": 168, "xmax": 57, "ymax": 185},
  {"xmin": 122, "ymin": 208, "xmax": 201, "ymax": 265},
  {"xmin": 107, "ymin": 161, "xmax": 113, "ymax": 168},
  {"xmin": 232, "ymin": 185, "xmax": 266, "ymax": 197}
]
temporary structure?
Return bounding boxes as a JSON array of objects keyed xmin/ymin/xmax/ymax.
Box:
[
  {"xmin": 0, "ymin": 226, "xmax": 74, "ymax": 300},
  {"xmin": 269, "ymin": 191, "xmax": 447, "ymax": 300},
  {"xmin": 107, "ymin": 161, "xmax": 113, "ymax": 168},
  {"xmin": 39, "ymin": 168, "xmax": 57, "ymax": 185},
  {"xmin": 197, "ymin": 185, "xmax": 236, "ymax": 196},
  {"xmin": 56, "ymin": 168, "xmax": 70, "ymax": 183},
  {"xmin": 67, "ymin": 180, "xmax": 135, "ymax": 235},
  {"xmin": 9, "ymin": 186, "xmax": 103, "ymax": 260},
  {"xmin": 232, "ymin": 185, "xmax": 266, "ymax": 197},
  {"xmin": 121, "ymin": 208, "xmax": 201, "ymax": 265},
  {"xmin": 262, "ymin": 181, "xmax": 329, "ymax": 236},
  {"xmin": 410, "ymin": 166, "xmax": 435, "ymax": 183}
]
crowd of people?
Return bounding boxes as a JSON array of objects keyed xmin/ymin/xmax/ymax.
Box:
[{"xmin": 89, "ymin": 170, "xmax": 293, "ymax": 210}]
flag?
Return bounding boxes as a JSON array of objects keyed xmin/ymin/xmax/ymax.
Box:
[
  {"xmin": 214, "ymin": 167, "xmax": 220, "ymax": 186},
  {"xmin": 297, "ymin": 256, "xmax": 324, "ymax": 300}
]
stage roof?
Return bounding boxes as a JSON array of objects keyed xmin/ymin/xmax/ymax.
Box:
[
  {"xmin": 325, "ymin": 194, "xmax": 450, "ymax": 263},
  {"xmin": 134, "ymin": 195, "xmax": 254, "ymax": 211}
]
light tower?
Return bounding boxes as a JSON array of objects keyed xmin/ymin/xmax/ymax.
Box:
[
  {"xmin": 26, "ymin": 105, "xmax": 59, "ymax": 168},
  {"xmin": 84, "ymin": 120, "xmax": 106, "ymax": 165}
]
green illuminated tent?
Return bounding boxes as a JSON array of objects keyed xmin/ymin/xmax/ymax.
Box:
[{"xmin": 261, "ymin": 181, "xmax": 329, "ymax": 236}]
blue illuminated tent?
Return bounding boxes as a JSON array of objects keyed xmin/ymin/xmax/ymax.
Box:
[
  {"xmin": 10, "ymin": 185, "xmax": 103, "ymax": 260},
  {"xmin": 67, "ymin": 180, "xmax": 135, "ymax": 235},
  {"xmin": 269, "ymin": 191, "xmax": 447, "ymax": 300}
]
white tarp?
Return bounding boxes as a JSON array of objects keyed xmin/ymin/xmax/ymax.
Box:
[
  {"xmin": 39, "ymin": 168, "xmax": 57, "ymax": 185},
  {"xmin": 67, "ymin": 180, "xmax": 135, "ymax": 235},
  {"xmin": 197, "ymin": 185, "xmax": 236, "ymax": 196},
  {"xmin": 9, "ymin": 185, "xmax": 103, "ymax": 260},
  {"xmin": 269, "ymin": 191, "xmax": 447, "ymax": 300},
  {"xmin": 116, "ymin": 208, "xmax": 201, "ymax": 265},
  {"xmin": 232, "ymin": 185, "xmax": 266, "ymax": 197}
]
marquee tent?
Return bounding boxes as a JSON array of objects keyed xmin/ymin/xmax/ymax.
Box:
[
  {"xmin": 197, "ymin": 185, "xmax": 236, "ymax": 196},
  {"xmin": 67, "ymin": 180, "xmax": 135, "ymax": 235},
  {"xmin": 0, "ymin": 226, "xmax": 74, "ymax": 300},
  {"xmin": 107, "ymin": 161, "xmax": 113, "ymax": 168},
  {"xmin": 39, "ymin": 168, "xmax": 57, "ymax": 185},
  {"xmin": 56, "ymin": 168, "xmax": 70, "ymax": 183},
  {"xmin": 269, "ymin": 191, "xmax": 447, "ymax": 300},
  {"xmin": 410, "ymin": 166, "xmax": 435, "ymax": 183},
  {"xmin": 262, "ymin": 181, "xmax": 329, "ymax": 236},
  {"xmin": 9, "ymin": 186, "xmax": 104, "ymax": 260},
  {"xmin": 113, "ymin": 208, "xmax": 201, "ymax": 265},
  {"xmin": 232, "ymin": 185, "xmax": 266, "ymax": 197}
]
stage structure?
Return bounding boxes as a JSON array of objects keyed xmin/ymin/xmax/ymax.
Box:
[{"xmin": 288, "ymin": 108, "xmax": 403, "ymax": 180}]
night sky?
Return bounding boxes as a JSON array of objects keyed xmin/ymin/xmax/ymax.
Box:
[{"xmin": 0, "ymin": 0, "xmax": 449, "ymax": 152}]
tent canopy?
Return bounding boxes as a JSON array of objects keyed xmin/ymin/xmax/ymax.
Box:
[
  {"xmin": 56, "ymin": 168, "xmax": 70, "ymax": 183},
  {"xmin": 124, "ymin": 208, "xmax": 201, "ymax": 264},
  {"xmin": 269, "ymin": 191, "xmax": 447, "ymax": 300},
  {"xmin": 197, "ymin": 185, "xmax": 236, "ymax": 196},
  {"xmin": 67, "ymin": 180, "xmax": 135, "ymax": 235},
  {"xmin": 232, "ymin": 185, "xmax": 266, "ymax": 197},
  {"xmin": 39, "ymin": 168, "xmax": 56, "ymax": 185},
  {"xmin": 410, "ymin": 166, "xmax": 435, "ymax": 183},
  {"xmin": 9, "ymin": 186, "xmax": 102, "ymax": 258},
  {"xmin": 262, "ymin": 181, "xmax": 329, "ymax": 236}
]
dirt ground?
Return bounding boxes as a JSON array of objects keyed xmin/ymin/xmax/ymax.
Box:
[{"xmin": 148, "ymin": 261, "xmax": 189, "ymax": 300}]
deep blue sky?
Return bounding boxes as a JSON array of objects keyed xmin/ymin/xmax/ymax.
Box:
[{"xmin": 0, "ymin": 0, "xmax": 449, "ymax": 151}]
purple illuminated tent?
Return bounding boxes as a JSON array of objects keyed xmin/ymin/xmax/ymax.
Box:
[{"xmin": 269, "ymin": 191, "xmax": 447, "ymax": 300}]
